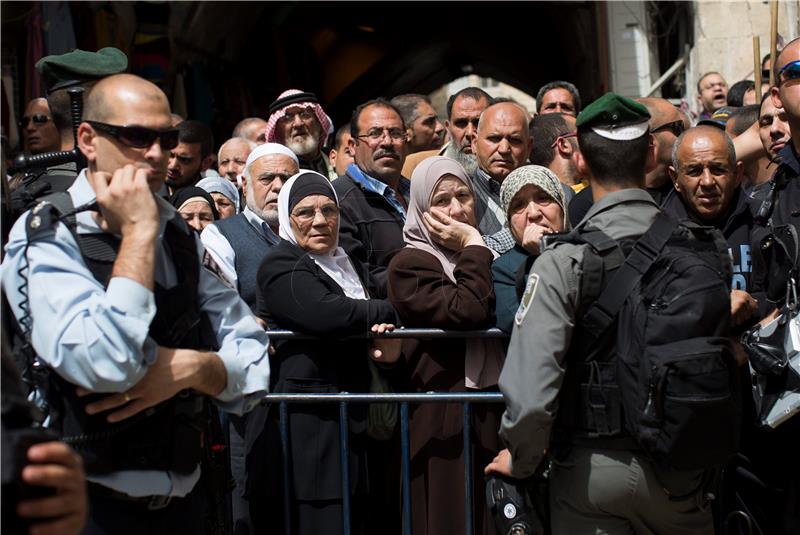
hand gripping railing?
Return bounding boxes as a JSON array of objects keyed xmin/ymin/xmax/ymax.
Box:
[{"xmin": 261, "ymin": 328, "xmax": 508, "ymax": 535}]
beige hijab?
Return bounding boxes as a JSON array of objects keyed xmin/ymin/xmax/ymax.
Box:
[{"xmin": 405, "ymin": 156, "xmax": 505, "ymax": 389}]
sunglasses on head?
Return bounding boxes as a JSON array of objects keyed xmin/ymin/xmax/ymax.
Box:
[
  {"xmin": 778, "ymin": 60, "xmax": 800, "ymax": 84},
  {"xmin": 86, "ymin": 121, "xmax": 179, "ymax": 150},
  {"xmin": 19, "ymin": 114, "xmax": 51, "ymax": 128},
  {"xmin": 651, "ymin": 120, "xmax": 685, "ymax": 137}
]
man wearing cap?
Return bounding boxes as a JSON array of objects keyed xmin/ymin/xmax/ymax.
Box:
[
  {"xmin": 486, "ymin": 93, "xmax": 715, "ymax": 533},
  {"xmin": 9, "ymin": 48, "xmax": 128, "ymax": 218},
  {"xmin": 1, "ymin": 73, "xmax": 271, "ymax": 533},
  {"xmin": 201, "ymin": 142, "xmax": 299, "ymax": 311},
  {"xmin": 265, "ymin": 89, "xmax": 336, "ymax": 180}
]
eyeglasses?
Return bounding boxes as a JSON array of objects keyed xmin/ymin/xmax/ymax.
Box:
[
  {"xmin": 280, "ymin": 109, "xmax": 316, "ymax": 123},
  {"xmin": 19, "ymin": 114, "xmax": 51, "ymax": 128},
  {"xmin": 651, "ymin": 120, "xmax": 685, "ymax": 137},
  {"xmin": 86, "ymin": 121, "xmax": 179, "ymax": 150},
  {"xmin": 550, "ymin": 131, "xmax": 576, "ymax": 148},
  {"xmin": 290, "ymin": 204, "xmax": 338, "ymax": 223},
  {"xmin": 357, "ymin": 127, "xmax": 407, "ymax": 145},
  {"xmin": 778, "ymin": 60, "xmax": 800, "ymax": 84}
]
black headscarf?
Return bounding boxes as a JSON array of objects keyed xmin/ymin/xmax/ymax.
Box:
[{"xmin": 169, "ymin": 186, "xmax": 219, "ymax": 220}]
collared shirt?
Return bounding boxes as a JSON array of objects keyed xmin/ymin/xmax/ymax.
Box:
[
  {"xmin": 1, "ymin": 170, "xmax": 271, "ymax": 496},
  {"xmin": 201, "ymin": 206, "xmax": 280, "ymax": 287},
  {"xmin": 498, "ymin": 189, "xmax": 660, "ymax": 478},
  {"xmin": 345, "ymin": 163, "xmax": 410, "ymax": 218},
  {"xmin": 472, "ymin": 167, "xmax": 506, "ymax": 235}
]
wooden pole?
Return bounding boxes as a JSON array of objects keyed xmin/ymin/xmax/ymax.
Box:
[
  {"xmin": 770, "ymin": 0, "xmax": 779, "ymax": 87},
  {"xmin": 754, "ymin": 36, "xmax": 762, "ymax": 100}
]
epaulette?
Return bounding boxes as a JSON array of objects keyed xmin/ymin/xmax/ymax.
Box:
[{"xmin": 24, "ymin": 201, "xmax": 62, "ymax": 241}]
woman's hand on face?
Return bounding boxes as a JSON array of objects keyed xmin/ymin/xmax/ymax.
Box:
[
  {"xmin": 369, "ymin": 323, "xmax": 402, "ymax": 364},
  {"xmin": 423, "ymin": 209, "xmax": 483, "ymax": 251},
  {"xmin": 520, "ymin": 223, "xmax": 552, "ymax": 255}
]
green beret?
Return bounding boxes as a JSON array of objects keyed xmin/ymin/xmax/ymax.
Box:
[
  {"xmin": 36, "ymin": 47, "xmax": 128, "ymax": 94},
  {"xmin": 576, "ymin": 92, "xmax": 651, "ymax": 140}
]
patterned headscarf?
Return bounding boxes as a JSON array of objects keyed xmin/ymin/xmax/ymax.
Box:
[
  {"xmin": 264, "ymin": 89, "xmax": 333, "ymax": 148},
  {"xmin": 499, "ymin": 165, "xmax": 569, "ymax": 229}
]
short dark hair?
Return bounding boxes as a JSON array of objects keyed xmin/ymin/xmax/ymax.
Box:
[
  {"xmin": 178, "ymin": 120, "xmax": 214, "ymax": 157},
  {"xmin": 334, "ymin": 122, "xmax": 350, "ymax": 150},
  {"xmin": 726, "ymin": 80, "xmax": 755, "ymax": 107},
  {"xmin": 529, "ymin": 113, "xmax": 571, "ymax": 166},
  {"xmin": 349, "ymin": 98, "xmax": 405, "ymax": 139},
  {"xmin": 535, "ymin": 81, "xmax": 581, "ymax": 114},
  {"xmin": 445, "ymin": 87, "xmax": 493, "ymax": 121},
  {"xmin": 577, "ymin": 127, "xmax": 649, "ymax": 186},
  {"xmin": 390, "ymin": 94, "xmax": 431, "ymax": 128},
  {"xmin": 728, "ymin": 104, "xmax": 760, "ymax": 137}
]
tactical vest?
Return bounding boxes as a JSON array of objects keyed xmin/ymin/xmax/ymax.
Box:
[{"xmin": 25, "ymin": 193, "xmax": 218, "ymax": 475}]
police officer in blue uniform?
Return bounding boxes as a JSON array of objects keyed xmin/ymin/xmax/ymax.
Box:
[{"xmin": 1, "ymin": 73, "xmax": 270, "ymax": 535}]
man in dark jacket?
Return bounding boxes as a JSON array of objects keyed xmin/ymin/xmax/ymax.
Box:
[
  {"xmin": 663, "ymin": 125, "xmax": 762, "ymax": 326},
  {"xmin": 334, "ymin": 99, "xmax": 410, "ymax": 298}
]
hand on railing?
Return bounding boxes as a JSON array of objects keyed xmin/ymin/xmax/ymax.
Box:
[{"xmin": 369, "ymin": 323, "xmax": 402, "ymax": 364}]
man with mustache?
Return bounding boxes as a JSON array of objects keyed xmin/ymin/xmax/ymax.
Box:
[
  {"xmin": 471, "ymin": 100, "xmax": 533, "ymax": 253},
  {"xmin": 401, "ymin": 86, "xmax": 492, "ymax": 180},
  {"xmin": 662, "ymin": 125, "xmax": 761, "ymax": 325},
  {"xmin": 697, "ymin": 72, "xmax": 729, "ymax": 120},
  {"xmin": 334, "ymin": 98, "xmax": 409, "ymax": 299},
  {"xmin": 265, "ymin": 89, "xmax": 336, "ymax": 180},
  {"xmin": 200, "ymin": 142, "xmax": 297, "ymax": 534}
]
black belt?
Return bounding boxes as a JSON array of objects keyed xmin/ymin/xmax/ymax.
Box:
[{"xmin": 87, "ymin": 482, "xmax": 175, "ymax": 511}]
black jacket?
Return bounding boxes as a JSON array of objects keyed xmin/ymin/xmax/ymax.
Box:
[
  {"xmin": 661, "ymin": 187, "xmax": 767, "ymax": 318},
  {"xmin": 333, "ymin": 171, "xmax": 406, "ymax": 299},
  {"xmin": 247, "ymin": 239, "xmax": 397, "ymax": 505}
]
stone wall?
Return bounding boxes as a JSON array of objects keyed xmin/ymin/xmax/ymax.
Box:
[{"xmin": 687, "ymin": 0, "xmax": 799, "ymax": 116}]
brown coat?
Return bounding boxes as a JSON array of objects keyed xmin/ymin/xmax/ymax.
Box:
[{"xmin": 388, "ymin": 245, "xmax": 502, "ymax": 535}]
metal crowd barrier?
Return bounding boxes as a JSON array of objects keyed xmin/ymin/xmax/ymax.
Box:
[{"xmin": 262, "ymin": 328, "xmax": 508, "ymax": 535}]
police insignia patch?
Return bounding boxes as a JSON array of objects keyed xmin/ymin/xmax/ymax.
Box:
[{"xmin": 515, "ymin": 273, "xmax": 539, "ymax": 326}]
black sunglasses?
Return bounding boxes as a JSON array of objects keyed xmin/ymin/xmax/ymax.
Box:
[
  {"xmin": 651, "ymin": 120, "xmax": 685, "ymax": 137},
  {"xmin": 19, "ymin": 114, "xmax": 51, "ymax": 128},
  {"xmin": 86, "ymin": 121, "xmax": 179, "ymax": 150}
]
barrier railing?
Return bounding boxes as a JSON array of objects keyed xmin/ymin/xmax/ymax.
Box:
[{"xmin": 261, "ymin": 328, "xmax": 508, "ymax": 535}]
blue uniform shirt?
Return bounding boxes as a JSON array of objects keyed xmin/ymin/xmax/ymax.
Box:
[{"xmin": 1, "ymin": 170, "xmax": 271, "ymax": 496}]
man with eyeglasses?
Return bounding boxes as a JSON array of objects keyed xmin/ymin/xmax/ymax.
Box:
[
  {"xmin": 20, "ymin": 98, "xmax": 60, "ymax": 155},
  {"xmin": 332, "ymin": 98, "xmax": 410, "ymax": 299},
  {"xmin": 265, "ymin": 89, "xmax": 336, "ymax": 180},
  {"xmin": 1, "ymin": 73, "xmax": 271, "ymax": 534}
]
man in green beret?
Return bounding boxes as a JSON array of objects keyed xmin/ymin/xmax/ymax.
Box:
[
  {"xmin": 486, "ymin": 93, "xmax": 717, "ymax": 533},
  {"xmin": 29, "ymin": 48, "xmax": 128, "ymax": 186}
]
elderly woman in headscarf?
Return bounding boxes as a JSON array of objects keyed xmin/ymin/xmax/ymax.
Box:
[
  {"xmin": 387, "ymin": 156, "xmax": 504, "ymax": 535},
  {"xmin": 247, "ymin": 170, "xmax": 400, "ymax": 535},
  {"xmin": 169, "ymin": 186, "xmax": 219, "ymax": 233},
  {"xmin": 492, "ymin": 165, "xmax": 569, "ymax": 334},
  {"xmin": 196, "ymin": 175, "xmax": 240, "ymax": 218}
]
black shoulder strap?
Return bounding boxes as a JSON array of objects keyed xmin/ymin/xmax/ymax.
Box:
[{"xmin": 580, "ymin": 213, "xmax": 679, "ymax": 341}]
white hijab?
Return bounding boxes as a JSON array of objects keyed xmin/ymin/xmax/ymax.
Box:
[{"xmin": 278, "ymin": 171, "xmax": 368, "ymax": 300}]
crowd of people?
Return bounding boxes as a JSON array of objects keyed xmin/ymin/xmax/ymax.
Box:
[{"xmin": 1, "ymin": 36, "xmax": 799, "ymax": 535}]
